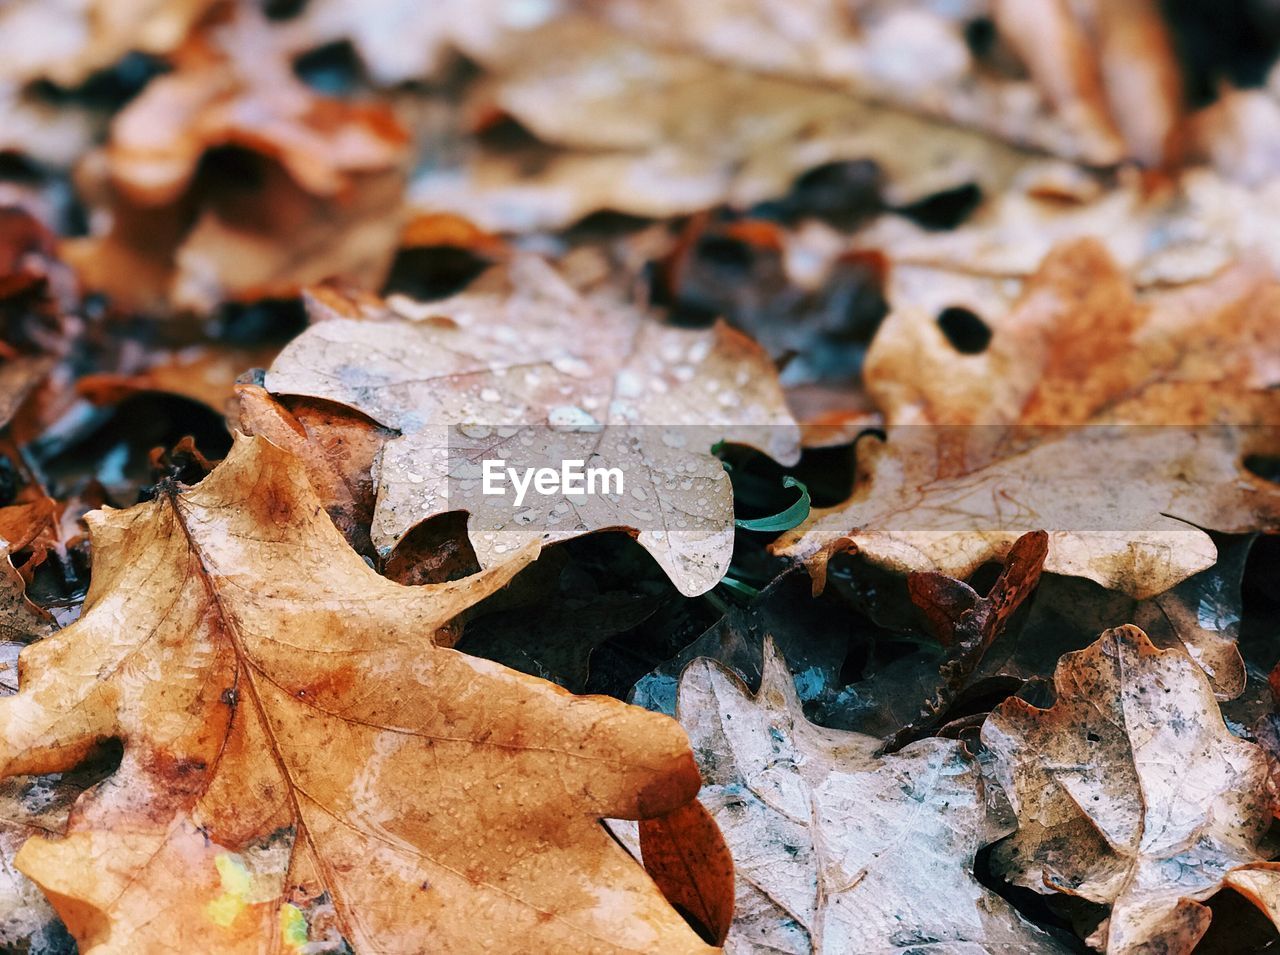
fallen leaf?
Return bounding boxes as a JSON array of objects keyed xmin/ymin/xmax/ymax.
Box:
[
  {"xmin": 595, "ymin": 0, "xmax": 1181, "ymax": 166},
  {"xmin": 233, "ymin": 382, "xmax": 394, "ymax": 559},
  {"xmin": 78, "ymin": 344, "xmax": 275, "ymax": 415},
  {"xmin": 411, "ymin": 17, "xmax": 1039, "ymax": 232},
  {"xmin": 65, "ymin": 7, "xmax": 410, "ymax": 313},
  {"xmin": 971, "ymin": 533, "xmax": 1255, "ymax": 705},
  {"xmin": 637, "ymin": 801, "xmax": 735, "ymax": 946},
  {"xmin": 265, "ymin": 255, "xmax": 801, "ymax": 596},
  {"xmin": 0, "ymin": 544, "xmax": 53, "ymax": 647},
  {"xmin": 0, "ymin": 434, "xmax": 717, "ymax": 953},
  {"xmin": 674, "ymin": 638, "xmax": 1073, "ymax": 952},
  {"xmin": 881, "ymin": 528, "xmax": 1047, "ymax": 751},
  {"xmin": 774, "ymin": 239, "xmax": 1280, "ymax": 598},
  {"xmin": 981, "ymin": 624, "xmax": 1275, "ymax": 953}
]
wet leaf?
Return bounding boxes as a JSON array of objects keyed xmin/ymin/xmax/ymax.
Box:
[
  {"xmin": 0, "ymin": 435, "xmax": 716, "ymax": 953},
  {"xmin": 775, "ymin": 240, "xmax": 1280, "ymax": 598},
  {"xmin": 265, "ymin": 255, "xmax": 800, "ymax": 596},
  {"xmin": 674, "ymin": 638, "xmax": 1073, "ymax": 952},
  {"xmin": 981, "ymin": 625, "xmax": 1275, "ymax": 954}
]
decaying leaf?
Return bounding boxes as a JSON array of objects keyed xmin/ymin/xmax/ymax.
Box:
[
  {"xmin": 0, "ymin": 545, "xmax": 53, "ymax": 648},
  {"xmin": 594, "ymin": 0, "xmax": 1181, "ymax": 166},
  {"xmin": 675, "ymin": 639, "xmax": 1072, "ymax": 953},
  {"xmin": 265, "ymin": 255, "xmax": 801, "ymax": 596},
  {"xmin": 775, "ymin": 239, "xmax": 1280, "ymax": 598},
  {"xmin": 881, "ymin": 528, "xmax": 1047, "ymax": 751},
  {"xmin": 412, "ymin": 17, "xmax": 1039, "ymax": 233},
  {"xmin": 0, "ymin": 434, "xmax": 717, "ymax": 953},
  {"xmin": 65, "ymin": 7, "xmax": 410, "ymax": 313},
  {"xmin": 982, "ymin": 625, "xmax": 1275, "ymax": 953}
]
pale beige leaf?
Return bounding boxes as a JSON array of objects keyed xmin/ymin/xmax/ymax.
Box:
[
  {"xmin": 676, "ymin": 639, "xmax": 1073, "ymax": 953},
  {"xmin": 411, "ymin": 17, "xmax": 1038, "ymax": 232},
  {"xmin": 981, "ymin": 625, "xmax": 1274, "ymax": 954},
  {"xmin": 594, "ymin": 0, "xmax": 1180, "ymax": 166},
  {"xmin": 266, "ymin": 256, "xmax": 800, "ymax": 596}
]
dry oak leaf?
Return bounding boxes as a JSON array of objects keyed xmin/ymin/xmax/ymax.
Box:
[
  {"xmin": 676, "ymin": 639, "xmax": 1072, "ymax": 953},
  {"xmin": 593, "ymin": 0, "xmax": 1181, "ymax": 167},
  {"xmin": 855, "ymin": 165, "xmax": 1280, "ymax": 297},
  {"xmin": 265, "ymin": 256, "xmax": 801, "ymax": 596},
  {"xmin": 774, "ymin": 239, "xmax": 1280, "ymax": 598},
  {"xmin": 411, "ymin": 17, "xmax": 1037, "ymax": 233},
  {"xmin": 65, "ymin": 8, "xmax": 409, "ymax": 313},
  {"xmin": 0, "ymin": 434, "xmax": 718, "ymax": 954},
  {"xmin": 981, "ymin": 625, "xmax": 1275, "ymax": 954}
]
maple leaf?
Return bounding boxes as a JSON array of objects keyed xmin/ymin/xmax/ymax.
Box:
[
  {"xmin": 674, "ymin": 638, "xmax": 1072, "ymax": 953},
  {"xmin": 774, "ymin": 239, "xmax": 1280, "ymax": 598},
  {"xmin": 64, "ymin": 7, "xmax": 410, "ymax": 313},
  {"xmin": 981, "ymin": 624, "xmax": 1275, "ymax": 954},
  {"xmin": 264, "ymin": 255, "xmax": 801, "ymax": 596},
  {"xmin": 0, "ymin": 434, "xmax": 717, "ymax": 953}
]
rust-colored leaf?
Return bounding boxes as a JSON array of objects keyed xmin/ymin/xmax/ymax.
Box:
[
  {"xmin": 638, "ymin": 800, "xmax": 734, "ymax": 946},
  {"xmin": 776, "ymin": 240, "xmax": 1280, "ymax": 598}
]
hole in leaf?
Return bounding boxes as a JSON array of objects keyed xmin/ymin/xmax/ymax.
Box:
[
  {"xmin": 264, "ymin": 0, "xmax": 309, "ymax": 19},
  {"xmin": 383, "ymin": 248, "xmax": 492, "ymax": 301},
  {"xmin": 963, "ymin": 17, "xmax": 998, "ymax": 57},
  {"xmin": 1245, "ymin": 454, "xmax": 1280, "ymax": 484},
  {"xmin": 293, "ymin": 40, "xmax": 364, "ymax": 96},
  {"xmin": 937, "ymin": 306, "xmax": 992, "ymax": 354},
  {"xmin": 895, "ymin": 183, "xmax": 983, "ymax": 230}
]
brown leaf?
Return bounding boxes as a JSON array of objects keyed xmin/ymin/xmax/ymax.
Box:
[
  {"xmin": 265, "ymin": 255, "xmax": 800, "ymax": 596},
  {"xmin": 881, "ymin": 528, "xmax": 1047, "ymax": 751},
  {"xmin": 775, "ymin": 240, "xmax": 1280, "ymax": 598},
  {"xmin": 65, "ymin": 8, "xmax": 409, "ymax": 313},
  {"xmin": 0, "ymin": 544, "xmax": 53, "ymax": 648},
  {"xmin": 595, "ymin": 0, "xmax": 1181, "ymax": 166},
  {"xmin": 674, "ymin": 639, "xmax": 1073, "ymax": 952},
  {"xmin": 981, "ymin": 624, "xmax": 1274, "ymax": 954},
  {"xmin": 0, "ymin": 0, "xmax": 214, "ymax": 86},
  {"xmin": 638, "ymin": 800, "xmax": 734, "ymax": 946},
  {"xmin": 78, "ymin": 344, "xmax": 276, "ymax": 415},
  {"xmin": 412, "ymin": 17, "xmax": 1039, "ymax": 232},
  {"xmin": 0, "ymin": 434, "xmax": 716, "ymax": 952}
]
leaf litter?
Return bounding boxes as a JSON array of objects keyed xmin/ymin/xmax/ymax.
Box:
[{"xmin": 0, "ymin": 2, "xmax": 1277, "ymax": 953}]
